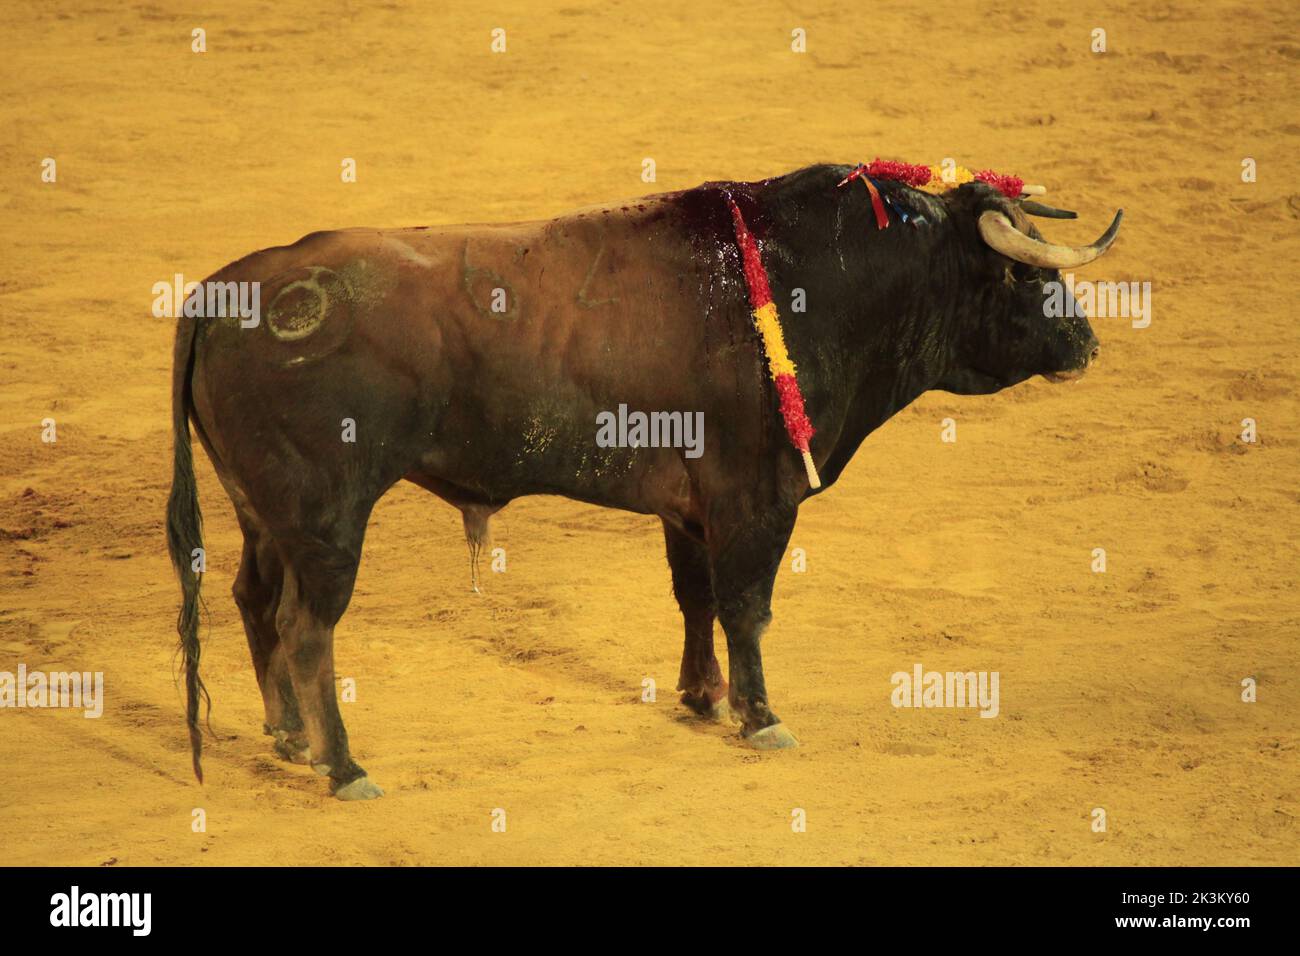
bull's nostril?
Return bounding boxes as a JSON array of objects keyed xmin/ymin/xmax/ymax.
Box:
[{"xmin": 1089, "ymin": 345, "xmax": 1101, "ymax": 365}]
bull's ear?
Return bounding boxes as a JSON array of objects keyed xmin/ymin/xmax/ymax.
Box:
[
  {"xmin": 986, "ymin": 199, "xmax": 1045, "ymax": 280},
  {"xmin": 946, "ymin": 185, "xmax": 1033, "ymax": 275},
  {"xmin": 945, "ymin": 181, "xmax": 1015, "ymax": 213},
  {"xmin": 981, "ymin": 192, "xmax": 1037, "ymax": 234}
]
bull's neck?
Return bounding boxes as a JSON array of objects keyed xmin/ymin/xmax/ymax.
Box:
[{"xmin": 745, "ymin": 167, "xmax": 957, "ymax": 488}]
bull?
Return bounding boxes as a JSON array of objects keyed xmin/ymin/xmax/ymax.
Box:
[{"xmin": 166, "ymin": 164, "xmax": 1121, "ymax": 799}]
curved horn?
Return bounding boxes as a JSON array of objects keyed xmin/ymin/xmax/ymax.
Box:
[
  {"xmin": 1019, "ymin": 200, "xmax": 1077, "ymax": 220},
  {"xmin": 978, "ymin": 208, "xmax": 1123, "ymax": 269}
]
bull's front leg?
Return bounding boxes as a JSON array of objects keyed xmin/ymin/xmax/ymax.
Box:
[{"xmin": 708, "ymin": 501, "xmax": 799, "ymax": 749}]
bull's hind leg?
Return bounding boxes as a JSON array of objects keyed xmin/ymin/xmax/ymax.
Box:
[
  {"xmin": 274, "ymin": 524, "xmax": 382, "ymax": 801},
  {"xmin": 663, "ymin": 522, "xmax": 729, "ymax": 721},
  {"xmin": 232, "ymin": 517, "xmax": 309, "ymax": 764}
]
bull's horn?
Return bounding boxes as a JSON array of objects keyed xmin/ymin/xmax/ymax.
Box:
[
  {"xmin": 1019, "ymin": 184, "xmax": 1047, "ymax": 196},
  {"xmin": 978, "ymin": 208, "xmax": 1124, "ymax": 269},
  {"xmin": 1019, "ymin": 200, "xmax": 1077, "ymax": 220}
]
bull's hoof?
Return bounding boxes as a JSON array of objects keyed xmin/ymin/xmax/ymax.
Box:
[
  {"xmin": 272, "ymin": 731, "xmax": 312, "ymax": 765},
  {"xmin": 312, "ymin": 762, "xmax": 332, "ymax": 777},
  {"xmin": 680, "ymin": 691, "xmax": 733, "ymax": 723},
  {"xmin": 333, "ymin": 776, "xmax": 384, "ymax": 801},
  {"xmin": 744, "ymin": 723, "xmax": 799, "ymax": 750}
]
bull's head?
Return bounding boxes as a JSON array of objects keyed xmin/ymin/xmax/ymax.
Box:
[{"xmin": 935, "ymin": 183, "xmax": 1122, "ymax": 395}]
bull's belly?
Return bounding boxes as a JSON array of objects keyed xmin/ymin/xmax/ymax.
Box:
[{"xmin": 406, "ymin": 419, "xmax": 696, "ymax": 516}]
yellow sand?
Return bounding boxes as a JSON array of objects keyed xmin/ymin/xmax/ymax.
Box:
[{"xmin": 1, "ymin": 1, "xmax": 1296, "ymax": 865}]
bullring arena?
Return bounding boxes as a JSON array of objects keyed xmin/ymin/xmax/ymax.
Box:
[{"xmin": 1, "ymin": 0, "xmax": 1296, "ymax": 865}]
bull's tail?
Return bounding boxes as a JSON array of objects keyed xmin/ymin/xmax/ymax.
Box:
[{"xmin": 165, "ymin": 312, "xmax": 208, "ymax": 783}]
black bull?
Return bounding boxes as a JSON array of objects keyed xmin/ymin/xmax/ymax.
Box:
[{"xmin": 167, "ymin": 164, "xmax": 1120, "ymax": 799}]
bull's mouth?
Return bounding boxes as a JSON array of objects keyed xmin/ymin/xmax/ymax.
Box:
[
  {"xmin": 936, "ymin": 368, "xmax": 1009, "ymax": 395},
  {"xmin": 1042, "ymin": 344, "xmax": 1099, "ymax": 383},
  {"xmin": 1042, "ymin": 367, "xmax": 1089, "ymax": 383}
]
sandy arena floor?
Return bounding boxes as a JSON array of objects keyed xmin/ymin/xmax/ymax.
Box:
[{"xmin": 1, "ymin": 1, "xmax": 1297, "ymax": 865}]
